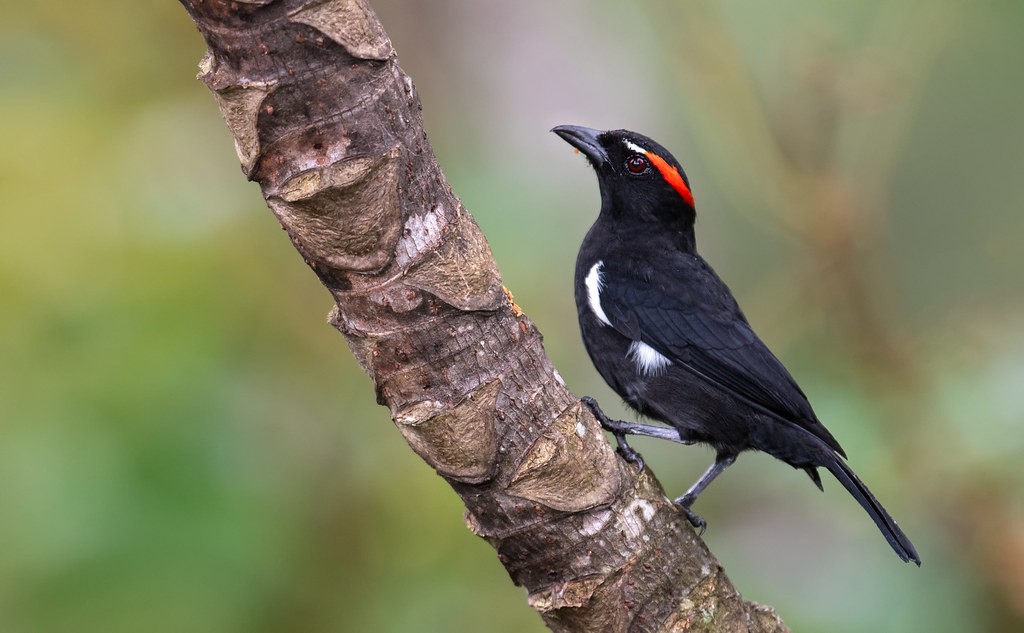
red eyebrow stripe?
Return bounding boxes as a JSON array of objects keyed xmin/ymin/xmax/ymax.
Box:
[{"xmin": 647, "ymin": 152, "xmax": 694, "ymax": 207}]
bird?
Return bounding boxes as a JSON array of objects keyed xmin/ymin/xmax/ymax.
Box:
[{"xmin": 552, "ymin": 124, "xmax": 920, "ymax": 565}]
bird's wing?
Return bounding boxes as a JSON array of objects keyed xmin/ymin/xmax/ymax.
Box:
[{"xmin": 599, "ymin": 258, "xmax": 845, "ymax": 455}]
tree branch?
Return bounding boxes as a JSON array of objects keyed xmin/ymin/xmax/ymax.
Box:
[{"xmin": 178, "ymin": 1, "xmax": 789, "ymax": 630}]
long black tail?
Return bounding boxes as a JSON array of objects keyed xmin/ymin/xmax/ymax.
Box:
[{"xmin": 823, "ymin": 455, "xmax": 920, "ymax": 565}]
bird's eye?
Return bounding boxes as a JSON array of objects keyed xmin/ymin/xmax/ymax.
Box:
[{"xmin": 625, "ymin": 154, "xmax": 650, "ymax": 174}]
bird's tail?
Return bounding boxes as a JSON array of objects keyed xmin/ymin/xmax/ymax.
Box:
[{"xmin": 823, "ymin": 454, "xmax": 921, "ymax": 565}]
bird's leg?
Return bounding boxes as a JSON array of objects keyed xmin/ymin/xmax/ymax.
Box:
[
  {"xmin": 581, "ymin": 396, "xmax": 691, "ymax": 472},
  {"xmin": 673, "ymin": 453, "xmax": 737, "ymax": 535}
]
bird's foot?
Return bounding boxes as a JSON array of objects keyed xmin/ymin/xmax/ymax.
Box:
[
  {"xmin": 612, "ymin": 431, "xmax": 645, "ymax": 472},
  {"xmin": 673, "ymin": 494, "xmax": 707, "ymax": 536},
  {"xmin": 581, "ymin": 396, "xmax": 645, "ymax": 473}
]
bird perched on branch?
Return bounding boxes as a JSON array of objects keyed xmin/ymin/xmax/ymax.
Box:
[{"xmin": 553, "ymin": 124, "xmax": 919, "ymax": 564}]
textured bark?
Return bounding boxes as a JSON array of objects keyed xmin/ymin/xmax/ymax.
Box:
[{"xmin": 178, "ymin": 1, "xmax": 790, "ymax": 631}]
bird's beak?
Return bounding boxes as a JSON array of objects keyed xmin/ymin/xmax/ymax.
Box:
[{"xmin": 552, "ymin": 125, "xmax": 608, "ymax": 166}]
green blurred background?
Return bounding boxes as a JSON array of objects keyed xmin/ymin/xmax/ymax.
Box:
[{"xmin": 2, "ymin": 1, "xmax": 1022, "ymax": 631}]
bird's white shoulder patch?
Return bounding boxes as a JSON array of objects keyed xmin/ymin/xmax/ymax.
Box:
[
  {"xmin": 628, "ymin": 341, "xmax": 671, "ymax": 376},
  {"xmin": 585, "ymin": 261, "xmax": 611, "ymax": 327},
  {"xmin": 622, "ymin": 139, "xmax": 647, "ymax": 155}
]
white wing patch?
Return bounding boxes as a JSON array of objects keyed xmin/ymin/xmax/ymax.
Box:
[
  {"xmin": 628, "ymin": 341, "xmax": 671, "ymax": 376},
  {"xmin": 585, "ymin": 261, "xmax": 611, "ymax": 326},
  {"xmin": 623, "ymin": 139, "xmax": 647, "ymax": 155}
]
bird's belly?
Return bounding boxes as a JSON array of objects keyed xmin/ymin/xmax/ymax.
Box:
[
  {"xmin": 580, "ymin": 319, "xmax": 760, "ymax": 451},
  {"xmin": 579, "ymin": 322, "xmax": 638, "ymax": 400}
]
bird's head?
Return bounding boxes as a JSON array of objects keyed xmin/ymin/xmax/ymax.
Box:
[{"xmin": 553, "ymin": 125, "xmax": 695, "ymax": 229}]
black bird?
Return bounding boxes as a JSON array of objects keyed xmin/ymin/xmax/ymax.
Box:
[{"xmin": 552, "ymin": 124, "xmax": 919, "ymax": 564}]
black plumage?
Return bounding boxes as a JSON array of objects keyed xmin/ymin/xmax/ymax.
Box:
[{"xmin": 553, "ymin": 124, "xmax": 919, "ymax": 564}]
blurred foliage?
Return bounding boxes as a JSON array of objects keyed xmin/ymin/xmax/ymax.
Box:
[{"xmin": 0, "ymin": 1, "xmax": 1022, "ymax": 632}]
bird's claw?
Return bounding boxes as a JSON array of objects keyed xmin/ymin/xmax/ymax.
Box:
[
  {"xmin": 614, "ymin": 432, "xmax": 645, "ymax": 473},
  {"xmin": 581, "ymin": 396, "xmax": 645, "ymax": 473},
  {"xmin": 674, "ymin": 496, "xmax": 707, "ymax": 536},
  {"xmin": 682, "ymin": 508, "xmax": 707, "ymax": 536}
]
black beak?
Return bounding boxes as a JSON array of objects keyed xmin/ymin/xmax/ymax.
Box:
[{"xmin": 552, "ymin": 124, "xmax": 608, "ymax": 166}]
